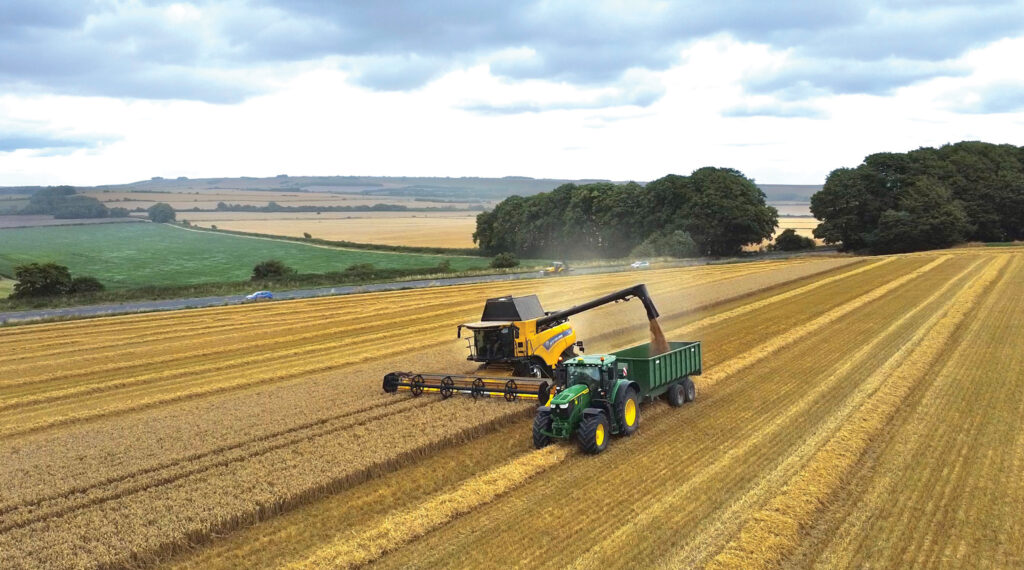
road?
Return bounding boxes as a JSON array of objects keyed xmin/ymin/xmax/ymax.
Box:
[
  {"xmin": 0, "ymin": 250, "xmax": 839, "ymax": 325},
  {"xmin": 0, "ymin": 266, "xmax": 626, "ymax": 324}
]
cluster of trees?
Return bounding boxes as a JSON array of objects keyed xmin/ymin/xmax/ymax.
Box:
[
  {"xmin": 21, "ymin": 186, "xmax": 129, "ymax": 219},
  {"xmin": 8, "ymin": 263, "xmax": 104, "ymax": 298},
  {"xmin": 216, "ymin": 202, "xmax": 412, "ymax": 213},
  {"xmin": 250, "ymin": 259, "xmax": 455, "ymax": 283},
  {"xmin": 772, "ymin": 229, "xmax": 816, "ymax": 251},
  {"xmin": 251, "ymin": 259, "xmax": 294, "ymax": 280},
  {"xmin": 474, "ymin": 167, "xmax": 778, "ymax": 258},
  {"xmin": 490, "ymin": 253, "xmax": 520, "ymax": 268},
  {"xmin": 148, "ymin": 203, "xmax": 176, "ymax": 223},
  {"xmin": 812, "ymin": 142, "xmax": 1024, "ymax": 253}
]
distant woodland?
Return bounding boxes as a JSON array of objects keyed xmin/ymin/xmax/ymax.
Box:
[
  {"xmin": 812, "ymin": 141, "xmax": 1024, "ymax": 253},
  {"xmin": 473, "ymin": 167, "xmax": 779, "ymax": 258}
]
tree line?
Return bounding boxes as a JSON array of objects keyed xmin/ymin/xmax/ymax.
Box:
[
  {"xmin": 6, "ymin": 263, "xmax": 104, "ymax": 298},
  {"xmin": 812, "ymin": 141, "xmax": 1024, "ymax": 253},
  {"xmin": 21, "ymin": 186, "xmax": 130, "ymax": 219},
  {"xmin": 473, "ymin": 167, "xmax": 778, "ymax": 258},
  {"xmin": 214, "ymin": 202, "xmax": 415, "ymax": 213}
]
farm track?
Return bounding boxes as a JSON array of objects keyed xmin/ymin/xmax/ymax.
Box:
[{"xmin": 3, "ymin": 249, "xmax": 1021, "ymax": 568}]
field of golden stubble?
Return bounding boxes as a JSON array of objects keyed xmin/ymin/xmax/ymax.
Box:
[
  {"xmin": 5, "ymin": 248, "xmax": 1023, "ymax": 568},
  {"xmin": 187, "ymin": 214, "xmax": 480, "ymax": 248}
]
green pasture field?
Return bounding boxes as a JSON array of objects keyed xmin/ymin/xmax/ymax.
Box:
[{"xmin": 0, "ymin": 223, "xmax": 492, "ymax": 289}]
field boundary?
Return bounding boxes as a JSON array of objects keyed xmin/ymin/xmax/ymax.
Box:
[{"xmin": 165, "ymin": 223, "xmax": 485, "ymax": 258}]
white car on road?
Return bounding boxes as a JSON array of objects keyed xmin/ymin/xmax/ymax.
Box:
[{"xmin": 245, "ymin": 290, "xmax": 273, "ymax": 301}]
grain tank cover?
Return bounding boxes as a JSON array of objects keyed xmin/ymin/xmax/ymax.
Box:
[{"xmin": 480, "ymin": 294, "xmax": 546, "ymax": 322}]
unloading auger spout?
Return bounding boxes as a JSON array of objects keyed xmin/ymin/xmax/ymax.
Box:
[{"xmin": 535, "ymin": 283, "xmax": 660, "ymax": 327}]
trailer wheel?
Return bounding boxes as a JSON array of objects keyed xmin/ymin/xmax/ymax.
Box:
[
  {"xmin": 683, "ymin": 376, "xmax": 696, "ymax": 402},
  {"xmin": 578, "ymin": 412, "xmax": 610, "ymax": 454},
  {"xmin": 533, "ymin": 410, "xmax": 552, "ymax": 449},
  {"xmin": 667, "ymin": 382, "xmax": 685, "ymax": 407},
  {"xmin": 614, "ymin": 386, "xmax": 640, "ymax": 436}
]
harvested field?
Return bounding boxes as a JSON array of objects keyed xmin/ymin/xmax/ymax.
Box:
[
  {"xmin": 178, "ymin": 211, "xmax": 476, "ymax": 221},
  {"xmin": 1, "ymin": 247, "xmax": 1022, "ymax": 568},
  {"xmin": 188, "ymin": 214, "xmax": 479, "ymax": 248},
  {"xmin": 776, "ymin": 216, "xmax": 820, "ymax": 237},
  {"xmin": 84, "ymin": 190, "xmax": 472, "ymax": 211},
  {"xmin": 743, "ymin": 216, "xmax": 824, "ymax": 251}
]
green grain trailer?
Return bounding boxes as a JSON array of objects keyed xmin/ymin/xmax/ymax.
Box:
[{"xmin": 533, "ymin": 340, "xmax": 702, "ymax": 454}]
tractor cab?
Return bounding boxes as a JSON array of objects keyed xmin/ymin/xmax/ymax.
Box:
[{"xmin": 562, "ymin": 355, "xmax": 621, "ymax": 392}]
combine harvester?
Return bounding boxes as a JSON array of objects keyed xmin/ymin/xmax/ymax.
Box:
[
  {"xmin": 383, "ymin": 284, "xmax": 661, "ymax": 402},
  {"xmin": 383, "ymin": 285, "xmax": 661, "ymax": 401}
]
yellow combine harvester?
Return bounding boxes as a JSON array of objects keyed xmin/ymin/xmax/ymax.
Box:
[
  {"xmin": 383, "ymin": 284, "xmax": 661, "ymax": 402},
  {"xmin": 541, "ymin": 261, "xmax": 570, "ymax": 275}
]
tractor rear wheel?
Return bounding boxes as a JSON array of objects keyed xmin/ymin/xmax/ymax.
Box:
[
  {"xmin": 667, "ymin": 382, "xmax": 685, "ymax": 407},
  {"xmin": 533, "ymin": 410, "xmax": 553, "ymax": 449},
  {"xmin": 578, "ymin": 412, "xmax": 610, "ymax": 454},
  {"xmin": 683, "ymin": 376, "xmax": 696, "ymax": 402},
  {"xmin": 614, "ymin": 386, "xmax": 640, "ymax": 436}
]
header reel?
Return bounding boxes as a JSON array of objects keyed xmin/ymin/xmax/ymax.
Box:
[{"xmin": 383, "ymin": 372, "xmax": 552, "ymax": 403}]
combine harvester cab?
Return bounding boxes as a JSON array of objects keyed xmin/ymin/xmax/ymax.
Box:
[
  {"xmin": 534, "ymin": 340, "xmax": 702, "ymax": 454},
  {"xmin": 457, "ymin": 292, "xmax": 579, "ymax": 378}
]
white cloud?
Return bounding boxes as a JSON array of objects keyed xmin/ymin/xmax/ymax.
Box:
[{"xmin": 1, "ymin": 6, "xmax": 1023, "ymax": 186}]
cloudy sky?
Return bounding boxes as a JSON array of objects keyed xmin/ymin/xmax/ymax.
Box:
[{"xmin": 2, "ymin": 0, "xmax": 1023, "ymax": 186}]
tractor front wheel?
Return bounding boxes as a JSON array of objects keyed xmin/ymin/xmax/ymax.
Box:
[
  {"xmin": 578, "ymin": 412, "xmax": 610, "ymax": 454},
  {"xmin": 533, "ymin": 410, "xmax": 553, "ymax": 449},
  {"xmin": 614, "ymin": 386, "xmax": 640, "ymax": 436}
]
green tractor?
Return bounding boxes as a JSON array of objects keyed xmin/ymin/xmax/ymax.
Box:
[{"xmin": 532, "ymin": 341, "xmax": 701, "ymax": 454}]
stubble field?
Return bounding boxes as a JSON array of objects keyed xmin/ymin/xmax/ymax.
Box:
[
  {"xmin": 184, "ymin": 212, "xmax": 480, "ymax": 248},
  {"xmin": 184, "ymin": 212, "xmax": 816, "ymax": 250},
  {"xmin": 1, "ymin": 247, "xmax": 1021, "ymax": 568},
  {"xmin": 84, "ymin": 190, "xmax": 470, "ymax": 211}
]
